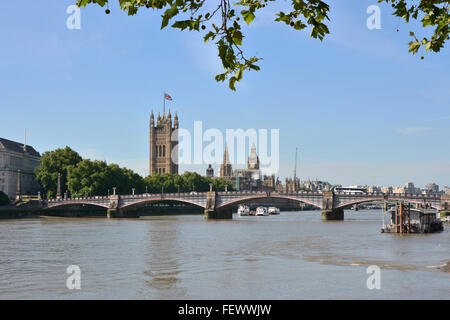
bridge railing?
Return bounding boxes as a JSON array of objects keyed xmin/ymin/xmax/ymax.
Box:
[{"xmin": 43, "ymin": 190, "xmax": 441, "ymax": 203}]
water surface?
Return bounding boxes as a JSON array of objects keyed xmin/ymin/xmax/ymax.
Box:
[{"xmin": 0, "ymin": 210, "xmax": 448, "ymax": 299}]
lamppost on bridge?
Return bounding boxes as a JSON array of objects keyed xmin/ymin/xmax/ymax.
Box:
[
  {"xmin": 113, "ymin": 187, "xmax": 116, "ymax": 195},
  {"xmin": 209, "ymin": 184, "xmax": 213, "ymax": 192},
  {"xmin": 161, "ymin": 186, "xmax": 164, "ymax": 194},
  {"xmin": 132, "ymin": 188, "xmax": 135, "ymax": 196},
  {"xmin": 145, "ymin": 186, "xmax": 148, "ymax": 194},
  {"xmin": 225, "ymin": 185, "xmax": 228, "ymax": 192},
  {"xmin": 177, "ymin": 184, "xmax": 180, "ymax": 194}
]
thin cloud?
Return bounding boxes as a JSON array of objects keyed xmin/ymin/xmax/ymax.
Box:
[{"xmin": 397, "ymin": 126, "xmax": 431, "ymax": 135}]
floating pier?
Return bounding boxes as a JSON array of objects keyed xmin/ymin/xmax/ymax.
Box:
[{"xmin": 382, "ymin": 203, "xmax": 444, "ymax": 233}]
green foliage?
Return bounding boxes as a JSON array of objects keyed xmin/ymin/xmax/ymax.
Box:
[
  {"xmin": 34, "ymin": 146, "xmax": 83, "ymax": 198},
  {"xmin": 377, "ymin": 0, "xmax": 449, "ymax": 56},
  {"xmin": 66, "ymin": 160, "xmax": 146, "ymax": 197},
  {"xmin": 35, "ymin": 147, "xmax": 233, "ymax": 198},
  {"xmin": 0, "ymin": 191, "xmax": 10, "ymax": 206},
  {"xmin": 76, "ymin": 0, "xmax": 448, "ymax": 90},
  {"xmin": 143, "ymin": 172, "xmax": 234, "ymax": 193}
]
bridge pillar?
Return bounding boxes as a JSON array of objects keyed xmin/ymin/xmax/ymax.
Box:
[
  {"xmin": 107, "ymin": 208, "xmax": 123, "ymax": 218},
  {"xmin": 107, "ymin": 194, "xmax": 139, "ymax": 218},
  {"xmin": 204, "ymin": 191, "xmax": 232, "ymax": 219},
  {"xmin": 322, "ymin": 191, "xmax": 343, "ymax": 220},
  {"xmin": 322, "ymin": 208, "xmax": 344, "ymax": 220},
  {"xmin": 107, "ymin": 208, "xmax": 140, "ymax": 218},
  {"xmin": 440, "ymin": 194, "xmax": 450, "ymax": 218}
]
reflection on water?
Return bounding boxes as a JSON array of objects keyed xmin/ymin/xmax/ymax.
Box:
[{"xmin": 0, "ymin": 210, "xmax": 448, "ymax": 299}]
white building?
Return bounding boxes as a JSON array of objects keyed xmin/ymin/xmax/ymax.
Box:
[
  {"xmin": 404, "ymin": 182, "xmax": 420, "ymax": 194},
  {"xmin": 0, "ymin": 137, "xmax": 41, "ymax": 199},
  {"xmin": 424, "ymin": 183, "xmax": 439, "ymax": 194}
]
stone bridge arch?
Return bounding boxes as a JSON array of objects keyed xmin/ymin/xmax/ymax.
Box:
[
  {"xmin": 335, "ymin": 197, "xmax": 441, "ymax": 210},
  {"xmin": 120, "ymin": 197, "xmax": 207, "ymax": 211},
  {"xmin": 44, "ymin": 201, "xmax": 110, "ymax": 210},
  {"xmin": 216, "ymin": 194, "xmax": 323, "ymax": 210}
]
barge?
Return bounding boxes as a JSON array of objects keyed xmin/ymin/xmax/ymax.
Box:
[{"xmin": 381, "ymin": 203, "xmax": 444, "ymax": 233}]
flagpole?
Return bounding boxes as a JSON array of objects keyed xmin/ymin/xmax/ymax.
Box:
[{"xmin": 163, "ymin": 90, "xmax": 165, "ymax": 115}]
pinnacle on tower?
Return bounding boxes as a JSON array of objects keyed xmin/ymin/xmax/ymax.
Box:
[
  {"xmin": 223, "ymin": 144, "xmax": 230, "ymax": 164},
  {"xmin": 174, "ymin": 111, "xmax": 179, "ymax": 128}
]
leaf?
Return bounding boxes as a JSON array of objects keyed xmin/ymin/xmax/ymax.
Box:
[
  {"xmin": 241, "ymin": 10, "xmax": 255, "ymax": 26},
  {"xmin": 408, "ymin": 40, "xmax": 421, "ymax": 54},
  {"xmin": 161, "ymin": 5, "xmax": 179, "ymax": 30}
]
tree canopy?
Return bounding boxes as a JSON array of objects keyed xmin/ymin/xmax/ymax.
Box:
[
  {"xmin": 34, "ymin": 147, "xmax": 233, "ymax": 198},
  {"xmin": 76, "ymin": 0, "xmax": 449, "ymax": 90},
  {"xmin": 34, "ymin": 146, "xmax": 83, "ymax": 198},
  {"xmin": 66, "ymin": 160, "xmax": 146, "ymax": 197}
]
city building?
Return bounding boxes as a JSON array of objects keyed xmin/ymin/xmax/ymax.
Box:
[
  {"xmin": 301, "ymin": 179, "xmax": 332, "ymax": 192},
  {"xmin": 219, "ymin": 143, "xmax": 263, "ymax": 191},
  {"xmin": 219, "ymin": 144, "xmax": 233, "ymax": 178},
  {"xmin": 404, "ymin": 181, "xmax": 420, "ymax": 194},
  {"xmin": 247, "ymin": 142, "xmax": 259, "ymax": 170},
  {"xmin": 262, "ymin": 174, "xmax": 276, "ymax": 191},
  {"xmin": 232, "ymin": 143, "xmax": 263, "ymax": 191},
  {"xmin": 206, "ymin": 164, "xmax": 214, "ymax": 178},
  {"xmin": 393, "ymin": 186, "xmax": 405, "ymax": 194},
  {"xmin": 285, "ymin": 177, "xmax": 300, "ymax": 192},
  {"xmin": 0, "ymin": 137, "xmax": 41, "ymax": 199},
  {"xmin": 424, "ymin": 183, "xmax": 440, "ymax": 194},
  {"xmin": 149, "ymin": 110, "xmax": 178, "ymax": 175},
  {"xmin": 367, "ymin": 185, "xmax": 381, "ymax": 193}
]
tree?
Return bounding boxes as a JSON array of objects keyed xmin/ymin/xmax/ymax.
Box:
[
  {"xmin": 67, "ymin": 160, "xmax": 146, "ymax": 197},
  {"xmin": 0, "ymin": 191, "xmax": 10, "ymax": 206},
  {"xmin": 34, "ymin": 147, "xmax": 83, "ymax": 198},
  {"xmin": 77, "ymin": 0, "xmax": 449, "ymax": 90},
  {"xmin": 211, "ymin": 177, "xmax": 233, "ymax": 191},
  {"xmin": 143, "ymin": 172, "xmax": 234, "ymax": 193}
]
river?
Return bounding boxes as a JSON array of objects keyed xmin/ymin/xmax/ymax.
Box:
[{"xmin": 0, "ymin": 210, "xmax": 448, "ymax": 299}]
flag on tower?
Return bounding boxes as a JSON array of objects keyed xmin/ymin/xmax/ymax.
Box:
[{"xmin": 164, "ymin": 93, "xmax": 173, "ymax": 101}]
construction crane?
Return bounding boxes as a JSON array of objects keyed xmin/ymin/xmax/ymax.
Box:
[{"xmin": 293, "ymin": 147, "xmax": 298, "ymax": 182}]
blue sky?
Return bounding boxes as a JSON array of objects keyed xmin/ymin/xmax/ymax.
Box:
[{"xmin": 1, "ymin": 1, "xmax": 449, "ymax": 188}]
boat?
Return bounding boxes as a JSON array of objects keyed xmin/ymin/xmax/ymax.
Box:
[
  {"xmin": 237, "ymin": 205, "xmax": 250, "ymax": 216},
  {"xmin": 255, "ymin": 206, "xmax": 269, "ymax": 216},
  {"xmin": 381, "ymin": 204, "xmax": 443, "ymax": 233},
  {"xmin": 268, "ymin": 207, "xmax": 280, "ymax": 215}
]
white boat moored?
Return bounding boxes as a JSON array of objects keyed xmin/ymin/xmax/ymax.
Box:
[
  {"xmin": 237, "ymin": 205, "xmax": 250, "ymax": 216},
  {"xmin": 255, "ymin": 207, "xmax": 269, "ymax": 216},
  {"xmin": 268, "ymin": 207, "xmax": 280, "ymax": 215}
]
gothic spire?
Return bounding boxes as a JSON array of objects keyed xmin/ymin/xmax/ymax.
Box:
[{"xmin": 223, "ymin": 144, "xmax": 230, "ymax": 164}]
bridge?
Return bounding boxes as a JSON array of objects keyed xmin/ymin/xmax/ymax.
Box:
[{"xmin": 41, "ymin": 188, "xmax": 450, "ymax": 220}]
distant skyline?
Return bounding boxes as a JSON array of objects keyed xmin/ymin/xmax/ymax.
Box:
[{"xmin": 1, "ymin": 1, "xmax": 449, "ymax": 188}]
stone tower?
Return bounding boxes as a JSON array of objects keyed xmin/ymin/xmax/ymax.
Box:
[
  {"xmin": 220, "ymin": 144, "xmax": 232, "ymax": 178},
  {"xmin": 206, "ymin": 164, "xmax": 214, "ymax": 178},
  {"xmin": 247, "ymin": 142, "xmax": 260, "ymax": 170},
  {"xmin": 149, "ymin": 110, "xmax": 178, "ymax": 175}
]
